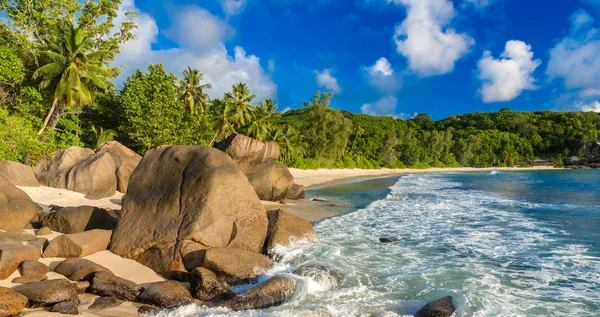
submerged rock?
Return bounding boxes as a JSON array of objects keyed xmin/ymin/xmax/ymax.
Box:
[
  {"xmin": 379, "ymin": 237, "xmax": 399, "ymax": 243},
  {"xmin": 414, "ymin": 296, "xmax": 456, "ymax": 317},
  {"xmin": 221, "ymin": 276, "xmax": 297, "ymax": 311},
  {"xmin": 293, "ymin": 265, "xmax": 343, "ymax": 291}
]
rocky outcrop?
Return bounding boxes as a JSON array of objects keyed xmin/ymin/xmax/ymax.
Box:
[
  {"xmin": 215, "ymin": 134, "xmax": 294, "ymax": 202},
  {"xmin": 90, "ymin": 271, "xmax": 142, "ymax": 301},
  {"xmin": 110, "ymin": 146, "xmax": 268, "ymax": 277},
  {"xmin": 264, "ymin": 209, "xmax": 317, "ymax": 253},
  {"xmin": 0, "ymin": 241, "xmax": 40, "ymax": 279},
  {"xmin": 138, "ymin": 281, "xmax": 194, "ymax": 308},
  {"xmin": 0, "ymin": 286, "xmax": 28, "ymax": 316},
  {"xmin": 286, "ymin": 183, "xmax": 305, "ymax": 200},
  {"xmin": 190, "ymin": 267, "xmax": 235, "ymax": 301},
  {"xmin": 12, "ymin": 279, "xmax": 78, "ymax": 307},
  {"xmin": 35, "ymin": 146, "xmax": 117, "ymax": 199},
  {"xmin": 202, "ymin": 248, "xmax": 272, "ymax": 284},
  {"xmin": 0, "ymin": 178, "xmax": 41, "ymax": 229},
  {"xmin": 0, "ymin": 160, "xmax": 40, "ymax": 186},
  {"xmin": 221, "ymin": 276, "xmax": 296, "ymax": 311},
  {"xmin": 40, "ymin": 206, "xmax": 117, "ymax": 234},
  {"xmin": 95, "ymin": 141, "xmax": 142, "ymax": 193},
  {"xmin": 414, "ymin": 296, "xmax": 456, "ymax": 317},
  {"xmin": 53, "ymin": 258, "xmax": 113, "ymax": 281},
  {"xmin": 293, "ymin": 265, "xmax": 343, "ymax": 291},
  {"xmin": 42, "ymin": 229, "xmax": 112, "ymax": 258}
]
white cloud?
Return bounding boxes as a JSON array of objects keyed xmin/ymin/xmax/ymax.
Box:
[
  {"xmin": 112, "ymin": 1, "xmax": 276, "ymax": 101},
  {"xmin": 365, "ymin": 57, "xmax": 401, "ymax": 94},
  {"xmin": 219, "ymin": 0, "xmax": 247, "ymax": 16},
  {"xmin": 463, "ymin": 0, "xmax": 494, "ymax": 9},
  {"xmin": 315, "ymin": 69, "xmax": 341, "ymax": 94},
  {"xmin": 477, "ymin": 40, "xmax": 541, "ymax": 103},
  {"xmin": 578, "ymin": 100, "xmax": 600, "ymax": 112},
  {"xmin": 361, "ymin": 95, "xmax": 398, "ymax": 116},
  {"xmin": 547, "ymin": 10, "xmax": 600, "ymax": 98},
  {"xmin": 391, "ymin": 0, "xmax": 474, "ymax": 77}
]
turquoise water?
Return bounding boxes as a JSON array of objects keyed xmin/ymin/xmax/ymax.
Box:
[{"xmin": 165, "ymin": 170, "xmax": 600, "ymax": 317}]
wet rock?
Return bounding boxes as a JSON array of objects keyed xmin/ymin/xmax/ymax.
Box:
[
  {"xmin": 19, "ymin": 260, "xmax": 50, "ymax": 276},
  {"xmin": 11, "ymin": 274, "xmax": 48, "ymax": 284},
  {"xmin": 138, "ymin": 305, "xmax": 160, "ymax": 315},
  {"xmin": 0, "ymin": 241, "xmax": 40, "ymax": 279},
  {"xmin": 49, "ymin": 301, "xmax": 78, "ymax": 315},
  {"xmin": 190, "ymin": 267, "xmax": 235, "ymax": 301},
  {"xmin": 0, "ymin": 160, "xmax": 40, "ymax": 187},
  {"xmin": 312, "ymin": 198, "xmax": 327, "ymax": 202},
  {"xmin": 286, "ymin": 183, "xmax": 305, "ymax": 200},
  {"xmin": 36, "ymin": 227, "xmax": 52, "ymax": 236},
  {"xmin": 40, "ymin": 206, "xmax": 117, "ymax": 234},
  {"xmin": 180, "ymin": 240, "xmax": 208, "ymax": 272},
  {"xmin": 0, "ymin": 178, "xmax": 41, "ymax": 230},
  {"xmin": 293, "ymin": 265, "xmax": 343, "ymax": 291},
  {"xmin": 221, "ymin": 276, "xmax": 297, "ymax": 311},
  {"xmin": 414, "ymin": 296, "xmax": 456, "ymax": 317},
  {"xmin": 42, "ymin": 229, "xmax": 112, "ymax": 258},
  {"xmin": 0, "ymin": 286, "xmax": 28, "ymax": 316},
  {"xmin": 12, "ymin": 279, "xmax": 78, "ymax": 307},
  {"xmin": 90, "ymin": 271, "xmax": 142, "ymax": 301},
  {"xmin": 138, "ymin": 280, "xmax": 193, "ymax": 308},
  {"xmin": 202, "ymin": 248, "xmax": 272, "ymax": 284},
  {"xmin": 89, "ymin": 296, "xmax": 121, "ymax": 310},
  {"xmin": 53, "ymin": 258, "xmax": 113, "ymax": 281},
  {"xmin": 264, "ymin": 209, "xmax": 317, "ymax": 253},
  {"xmin": 379, "ymin": 237, "xmax": 399, "ymax": 243}
]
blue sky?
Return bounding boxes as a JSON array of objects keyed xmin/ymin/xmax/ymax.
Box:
[{"xmin": 114, "ymin": 0, "xmax": 600, "ymax": 119}]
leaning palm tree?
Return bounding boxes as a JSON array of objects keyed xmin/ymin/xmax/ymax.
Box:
[
  {"xmin": 272, "ymin": 125, "xmax": 302, "ymax": 163},
  {"xmin": 224, "ymin": 82, "xmax": 256, "ymax": 129},
  {"xmin": 179, "ymin": 67, "xmax": 212, "ymax": 115},
  {"xmin": 246, "ymin": 99, "xmax": 278, "ymax": 140},
  {"xmin": 34, "ymin": 21, "xmax": 111, "ymax": 134},
  {"xmin": 208, "ymin": 98, "xmax": 236, "ymax": 146}
]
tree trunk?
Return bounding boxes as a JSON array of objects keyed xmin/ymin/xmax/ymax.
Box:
[
  {"xmin": 47, "ymin": 104, "xmax": 66, "ymax": 131},
  {"xmin": 38, "ymin": 97, "xmax": 59, "ymax": 134}
]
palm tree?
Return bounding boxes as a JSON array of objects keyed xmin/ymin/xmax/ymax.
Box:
[
  {"xmin": 350, "ymin": 125, "xmax": 365, "ymax": 153},
  {"xmin": 224, "ymin": 82, "xmax": 256, "ymax": 129},
  {"xmin": 272, "ymin": 125, "xmax": 301, "ymax": 163},
  {"xmin": 34, "ymin": 21, "xmax": 111, "ymax": 134},
  {"xmin": 179, "ymin": 67, "xmax": 211, "ymax": 115},
  {"xmin": 208, "ymin": 98, "xmax": 236, "ymax": 146},
  {"xmin": 246, "ymin": 99, "xmax": 278, "ymax": 140}
]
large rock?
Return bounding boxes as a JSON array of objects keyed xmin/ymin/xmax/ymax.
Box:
[
  {"xmin": 0, "ymin": 241, "xmax": 40, "ymax": 279},
  {"xmin": 190, "ymin": 267, "xmax": 234, "ymax": 301},
  {"xmin": 12, "ymin": 279, "xmax": 78, "ymax": 307},
  {"xmin": 0, "ymin": 160, "xmax": 39, "ymax": 187},
  {"xmin": 53, "ymin": 258, "xmax": 113, "ymax": 281},
  {"xmin": 215, "ymin": 134, "xmax": 294, "ymax": 202},
  {"xmin": 90, "ymin": 271, "xmax": 142, "ymax": 301},
  {"xmin": 40, "ymin": 206, "xmax": 117, "ymax": 234},
  {"xmin": 95, "ymin": 141, "xmax": 142, "ymax": 193},
  {"xmin": 0, "ymin": 178, "xmax": 41, "ymax": 229},
  {"xmin": 109, "ymin": 146, "xmax": 268, "ymax": 276},
  {"xmin": 35, "ymin": 146, "xmax": 117, "ymax": 199},
  {"xmin": 414, "ymin": 296, "xmax": 456, "ymax": 317},
  {"xmin": 0, "ymin": 286, "xmax": 28, "ymax": 316},
  {"xmin": 221, "ymin": 276, "xmax": 296, "ymax": 311},
  {"xmin": 202, "ymin": 248, "xmax": 272, "ymax": 284},
  {"xmin": 293, "ymin": 265, "xmax": 343, "ymax": 291},
  {"xmin": 264, "ymin": 209, "xmax": 317, "ymax": 253},
  {"xmin": 138, "ymin": 281, "xmax": 193, "ymax": 308},
  {"xmin": 42, "ymin": 229, "xmax": 112, "ymax": 258},
  {"xmin": 286, "ymin": 183, "xmax": 305, "ymax": 200}
]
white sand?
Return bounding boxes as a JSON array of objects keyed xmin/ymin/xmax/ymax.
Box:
[{"xmin": 17, "ymin": 186, "xmax": 124, "ymax": 212}]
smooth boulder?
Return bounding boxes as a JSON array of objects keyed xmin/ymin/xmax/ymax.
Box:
[
  {"xmin": 286, "ymin": 183, "xmax": 305, "ymax": 200},
  {"xmin": 293, "ymin": 265, "xmax": 343, "ymax": 291},
  {"xmin": 215, "ymin": 134, "xmax": 294, "ymax": 201},
  {"xmin": 12, "ymin": 279, "xmax": 78, "ymax": 307},
  {"xmin": 19, "ymin": 260, "xmax": 50, "ymax": 276},
  {"xmin": 90, "ymin": 271, "xmax": 142, "ymax": 301},
  {"xmin": 95, "ymin": 141, "xmax": 142, "ymax": 193},
  {"xmin": 414, "ymin": 296, "xmax": 456, "ymax": 317},
  {"xmin": 53, "ymin": 258, "xmax": 113, "ymax": 281},
  {"xmin": 138, "ymin": 281, "xmax": 193, "ymax": 308},
  {"xmin": 190, "ymin": 267, "xmax": 235, "ymax": 301},
  {"xmin": 0, "ymin": 160, "xmax": 40, "ymax": 187},
  {"xmin": 221, "ymin": 276, "xmax": 296, "ymax": 311},
  {"xmin": 264, "ymin": 209, "xmax": 317, "ymax": 253},
  {"xmin": 40, "ymin": 206, "xmax": 117, "ymax": 234},
  {"xmin": 42, "ymin": 229, "xmax": 112, "ymax": 258},
  {"xmin": 0, "ymin": 178, "xmax": 41, "ymax": 229},
  {"xmin": 0, "ymin": 286, "xmax": 28, "ymax": 316},
  {"xmin": 202, "ymin": 248, "xmax": 272, "ymax": 284},
  {"xmin": 0, "ymin": 241, "xmax": 40, "ymax": 279},
  {"xmin": 110, "ymin": 146, "xmax": 268, "ymax": 276}
]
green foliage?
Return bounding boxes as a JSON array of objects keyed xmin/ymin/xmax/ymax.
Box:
[
  {"xmin": 179, "ymin": 67, "xmax": 211, "ymax": 115},
  {"xmin": 0, "ymin": 47, "xmax": 24, "ymax": 84},
  {"xmin": 91, "ymin": 125, "xmax": 117, "ymax": 148}
]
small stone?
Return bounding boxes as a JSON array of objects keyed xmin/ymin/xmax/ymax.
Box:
[
  {"xmin": 89, "ymin": 296, "xmax": 121, "ymax": 310},
  {"xmin": 42, "ymin": 229, "xmax": 112, "ymax": 258},
  {"xmin": 12, "ymin": 274, "xmax": 48, "ymax": 284},
  {"xmin": 49, "ymin": 301, "xmax": 79, "ymax": 315},
  {"xmin": 36, "ymin": 227, "xmax": 52, "ymax": 236},
  {"xmin": 53, "ymin": 258, "xmax": 113, "ymax": 281},
  {"xmin": 379, "ymin": 237, "xmax": 399, "ymax": 243},
  {"xmin": 19, "ymin": 260, "xmax": 50, "ymax": 276}
]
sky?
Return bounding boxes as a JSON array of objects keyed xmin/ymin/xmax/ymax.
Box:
[{"xmin": 113, "ymin": 0, "xmax": 600, "ymax": 119}]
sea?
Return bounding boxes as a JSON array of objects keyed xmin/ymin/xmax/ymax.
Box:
[{"xmin": 159, "ymin": 170, "xmax": 600, "ymax": 317}]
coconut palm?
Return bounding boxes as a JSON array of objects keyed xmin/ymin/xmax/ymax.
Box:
[
  {"xmin": 246, "ymin": 99, "xmax": 278, "ymax": 140},
  {"xmin": 272, "ymin": 125, "xmax": 301, "ymax": 163},
  {"xmin": 208, "ymin": 98, "xmax": 236, "ymax": 146},
  {"xmin": 179, "ymin": 67, "xmax": 212, "ymax": 115},
  {"xmin": 350, "ymin": 124, "xmax": 365, "ymax": 153},
  {"xmin": 34, "ymin": 21, "xmax": 111, "ymax": 134},
  {"xmin": 224, "ymin": 82, "xmax": 256, "ymax": 129}
]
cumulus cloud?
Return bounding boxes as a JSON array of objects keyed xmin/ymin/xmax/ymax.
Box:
[
  {"xmin": 219, "ymin": 0, "xmax": 247, "ymax": 16},
  {"xmin": 477, "ymin": 40, "xmax": 541, "ymax": 103},
  {"xmin": 547, "ymin": 10, "xmax": 600, "ymax": 98},
  {"xmin": 112, "ymin": 0, "xmax": 276, "ymax": 101},
  {"xmin": 365, "ymin": 57, "xmax": 402, "ymax": 94},
  {"xmin": 580, "ymin": 100, "xmax": 600, "ymax": 112},
  {"xmin": 463, "ymin": 0, "xmax": 495, "ymax": 9},
  {"xmin": 315, "ymin": 69, "xmax": 341, "ymax": 94},
  {"xmin": 361, "ymin": 95, "xmax": 398, "ymax": 116},
  {"xmin": 391, "ymin": 0, "xmax": 474, "ymax": 77}
]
